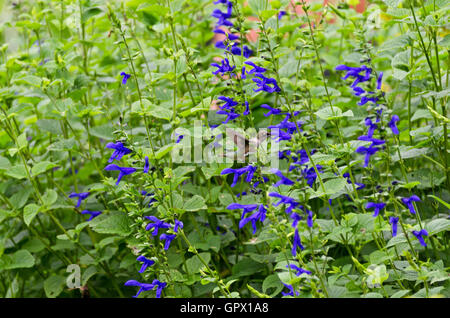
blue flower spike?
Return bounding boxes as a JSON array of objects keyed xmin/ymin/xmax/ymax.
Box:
[{"xmin": 68, "ymin": 192, "xmax": 90, "ymax": 208}]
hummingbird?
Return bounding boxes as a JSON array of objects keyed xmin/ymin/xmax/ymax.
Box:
[{"xmin": 223, "ymin": 128, "xmax": 271, "ymax": 160}]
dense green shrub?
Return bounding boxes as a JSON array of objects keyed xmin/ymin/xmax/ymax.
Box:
[{"xmin": 0, "ymin": 0, "xmax": 449, "ymax": 298}]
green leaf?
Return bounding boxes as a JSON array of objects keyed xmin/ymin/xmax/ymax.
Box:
[
  {"xmin": 186, "ymin": 252, "xmax": 211, "ymax": 273},
  {"xmin": 391, "ymin": 147, "xmax": 429, "ymax": 162},
  {"xmin": 13, "ymin": 75, "xmax": 42, "ymax": 87},
  {"xmin": 248, "ymin": 0, "xmax": 268, "ymax": 13},
  {"xmin": 183, "ymin": 195, "xmax": 207, "ymax": 211},
  {"xmin": 0, "ymin": 155, "xmax": 11, "ymax": 170},
  {"xmin": 383, "ymin": 0, "xmax": 402, "ymax": 8},
  {"xmin": 315, "ymin": 106, "xmax": 343, "ymax": 120},
  {"xmin": 390, "ymin": 290, "xmax": 410, "ymax": 298},
  {"xmin": 23, "ymin": 203, "xmax": 40, "ymax": 226},
  {"xmin": 89, "ymin": 211, "xmax": 132, "ymax": 236},
  {"xmin": 83, "ymin": 7, "xmax": 102, "ymax": 21},
  {"xmin": 44, "ymin": 275, "xmax": 66, "ymax": 298},
  {"xmin": 31, "ymin": 161, "xmax": 58, "ymax": 176},
  {"xmin": 82, "ymin": 266, "xmax": 98, "ymax": 285},
  {"xmin": 17, "ymin": 132, "xmax": 28, "ymax": 150},
  {"xmin": 262, "ymin": 274, "xmax": 283, "ymax": 296},
  {"xmin": 9, "ymin": 187, "xmax": 33, "ymax": 210},
  {"xmin": 5, "ymin": 165, "xmax": 28, "ymax": 179},
  {"xmin": 155, "ymin": 144, "xmax": 174, "ymax": 159},
  {"xmin": 232, "ymin": 258, "xmax": 265, "ymax": 277},
  {"xmin": 42, "ymin": 189, "xmax": 58, "ymax": 206},
  {"xmin": 425, "ymin": 218, "xmax": 450, "ymax": 235},
  {"xmin": 0, "ymin": 250, "xmax": 35, "ymax": 270},
  {"xmin": 90, "ymin": 124, "xmax": 114, "ymax": 141}
]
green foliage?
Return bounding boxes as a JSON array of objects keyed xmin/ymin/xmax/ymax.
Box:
[{"xmin": 0, "ymin": 0, "xmax": 448, "ymax": 299}]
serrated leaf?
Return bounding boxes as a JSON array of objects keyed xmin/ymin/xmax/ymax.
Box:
[
  {"xmin": 42, "ymin": 189, "xmax": 58, "ymax": 206},
  {"xmin": 44, "ymin": 275, "xmax": 66, "ymax": 298},
  {"xmin": 425, "ymin": 218, "xmax": 450, "ymax": 235},
  {"xmin": 5, "ymin": 165, "xmax": 28, "ymax": 179},
  {"xmin": 23, "ymin": 203, "xmax": 40, "ymax": 226},
  {"xmin": 184, "ymin": 195, "xmax": 207, "ymax": 211},
  {"xmin": 186, "ymin": 252, "xmax": 210, "ymax": 273},
  {"xmin": 89, "ymin": 211, "xmax": 132, "ymax": 236},
  {"xmin": 31, "ymin": 161, "xmax": 57, "ymax": 176},
  {"xmin": 0, "ymin": 250, "xmax": 35, "ymax": 270}
]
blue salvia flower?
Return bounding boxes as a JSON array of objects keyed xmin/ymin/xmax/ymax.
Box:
[
  {"xmin": 104, "ymin": 164, "xmax": 137, "ymax": 185},
  {"xmin": 279, "ymin": 150, "xmax": 292, "ymax": 160},
  {"xmin": 174, "ymin": 219, "xmax": 183, "ymax": 233},
  {"xmin": 364, "ymin": 118, "xmax": 378, "ymax": 138},
  {"xmin": 151, "ymin": 279, "xmax": 167, "ymax": 298},
  {"xmin": 366, "ymin": 202, "xmax": 386, "ymax": 217},
  {"xmin": 252, "ymin": 73, "xmax": 281, "ymax": 93},
  {"xmin": 160, "ymin": 233, "xmax": 176, "ymax": 250},
  {"xmin": 142, "ymin": 191, "xmax": 158, "ymax": 207},
  {"xmin": 145, "ymin": 216, "xmax": 171, "ymax": 236},
  {"xmin": 343, "ymin": 172, "xmax": 365, "ymax": 190},
  {"xmin": 357, "ymin": 135, "xmax": 385, "ymax": 146},
  {"xmin": 236, "ymin": 191, "xmax": 247, "ymax": 198},
  {"xmin": 244, "ymin": 61, "xmax": 266, "ymax": 74},
  {"xmin": 227, "ymin": 203, "xmax": 258, "ymax": 215},
  {"xmin": 120, "ymin": 72, "xmax": 131, "ymax": 85},
  {"xmin": 278, "ymin": 10, "xmax": 287, "ymax": 20},
  {"xmin": 229, "ymin": 43, "xmax": 253, "ymax": 58},
  {"xmin": 221, "ymin": 165, "xmax": 257, "ymax": 187},
  {"xmin": 281, "ymin": 283, "xmax": 300, "ymax": 297},
  {"xmin": 302, "ymin": 165, "xmax": 323, "ymax": 187},
  {"xmin": 289, "ymin": 212, "xmax": 302, "ymax": 228},
  {"xmin": 376, "ymin": 72, "xmax": 383, "ymax": 90},
  {"xmin": 176, "ymin": 134, "xmax": 184, "ymax": 143},
  {"xmin": 217, "ymin": 108, "xmax": 240, "ymax": 123},
  {"xmin": 355, "ymin": 144, "xmax": 382, "ymax": 168},
  {"xmin": 81, "ymin": 210, "xmax": 102, "ymax": 221},
  {"xmin": 389, "ymin": 217, "xmax": 399, "ymax": 237},
  {"xmin": 376, "ymin": 108, "xmax": 383, "ymax": 122},
  {"xmin": 353, "ymin": 86, "xmax": 365, "ymax": 96},
  {"xmin": 213, "ymin": 28, "xmax": 239, "ymax": 40},
  {"xmin": 412, "ymin": 229, "xmax": 428, "ymax": 247},
  {"xmin": 358, "ymin": 93, "xmax": 380, "ymax": 106},
  {"xmin": 243, "ymin": 46, "xmax": 253, "ymax": 58},
  {"xmin": 218, "ymin": 96, "xmax": 239, "ymax": 109},
  {"xmin": 230, "ymin": 43, "xmax": 241, "ymax": 55},
  {"xmin": 239, "ymin": 204, "xmax": 267, "ymax": 234},
  {"xmin": 306, "ymin": 210, "xmax": 314, "ymax": 228},
  {"xmin": 105, "ymin": 141, "xmax": 132, "ymax": 163},
  {"xmin": 211, "ymin": 58, "xmax": 235, "ymax": 76},
  {"xmin": 269, "ymin": 192, "xmax": 300, "ymax": 214},
  {"xmin": 213, "ymin": 0, "xmax": 230, "ymax": 4},
  {"xmin": 260, "ymin": 104, "xmax": 282, "ymax": 117},
  {"xmin": 243, "ymin": 101, "xmax": 250, "ymax": 115},
  {"xmin": 68, "ymin": 192, "xmax": 90, "ymax": 208},
  {"xmin": 292, "ymin": 228, "xmax": 305, "ymax": 256},
  {"xmin": 389, "ymin": 115, "xmax": 400, "ymax": 135},
  {"xmin": 401, "ymin": 195, "xmax": 421, "ymax": 214},
  {"xmin": 136, "ymin": 256, "xmax": 155, "ymax": 273},
  {"xmin": 143, "ymin": 156, "xmax": 149, "ymax": 173},
  {"xmin": 271, "ymin": 129, "xmax": 292, "ymax": 142},
  {"xmin": 293, "ymin": 150, "xmax": 310, "ymax": 165},
  {"xmin": 271, "ymin": 169, "xmax": 295, "ymax": 187},
  {"xmin": 124, "ymin": 280, "xmax": 155, "ymax": 298},
  {"xmin": 268, "ymin": 119, "xmax": 303, "ymax": 135},
  {"xmin": 211, "ymin": 1, "xmax": 233, "ymax": 27},
  {"xmin": 241, "ymin": 66, "xmax": 247, "ymax": 79},
  {"xmin": 286, "ymin": 264, "xmax": 312, "ymax": 276},
  {"xmin": 335, "ymin": 64, "xmax": 372, "ymax": 88}
]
